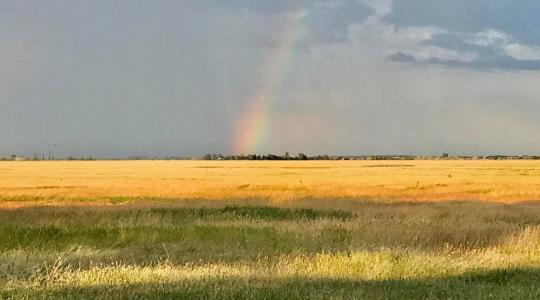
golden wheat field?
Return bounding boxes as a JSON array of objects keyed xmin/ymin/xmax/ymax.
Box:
[
  {"xmin": 1, "ymin": 160, "xmax": 540, "ymax": 299},
  {"xmin": 1, "ymin": 160, "xmax": 540, "ymax": 205}
]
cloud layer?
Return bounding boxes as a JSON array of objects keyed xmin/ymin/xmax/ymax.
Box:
[
  {"xmin": 385, "ymin": 0, "xmax": 540, "ymax": 70},
  {"xmin": 1, "ymin": 0, "xmax": 539, "ymax": 157}
]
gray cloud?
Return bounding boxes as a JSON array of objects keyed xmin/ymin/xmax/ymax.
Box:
[
  {"xmin": 189, "ymin": 0, "xmax": 302, "ymax": 15},
  {"xmin": 300, "ymin": 1, "xmax": 374, "ymax": 46},
  {"xmin": 192, "ymin": 0, "xmax": 375, "ymax": 47},
  {"xmin": 388, "ymin": 32, "xmax": 540, "ymax": 70},
  {"xmin": 384, "ymin": 0, "xmax": 540, "ymax": 70},
  {"xmin": 387, "ymin": 51, "xmax": 416, "ymax": 63},
  {"xmin": 389, "ymin": 52, "xmax": 540, "ymax": 71},
  {"xmin": 388, "ymin": 0, "xmax": 540, "ymax": 45}
]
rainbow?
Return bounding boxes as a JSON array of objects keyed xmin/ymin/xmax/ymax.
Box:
[{"xmin": 232, "ymin": 6, "xmax": 307, "ymax": 155}]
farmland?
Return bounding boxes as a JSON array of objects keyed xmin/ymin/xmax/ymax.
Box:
[{"xmin": 1, "ymin": 160, "xmax": 540, "ymax": 298}]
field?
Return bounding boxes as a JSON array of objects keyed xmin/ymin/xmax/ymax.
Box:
[{"xmin": 1, "ymin": 160, "xmax": 540, "ymax": 299}]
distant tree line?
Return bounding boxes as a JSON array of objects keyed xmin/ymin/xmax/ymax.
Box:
[
  {"xmin": 2, "ymin": 153, "xmax": 540, "ymax": 161},
  {"xmin": 0, "ymin": 154, "xmax": 94, "ymax": 161},
  {"xmin": 201, "ymin": 153, "xmax": 540, "ymax": 161},
  {"xmin": 202, "ymin": 152, "xmax": 311, "ymax": 161}
]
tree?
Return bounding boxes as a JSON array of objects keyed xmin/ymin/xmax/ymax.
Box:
[{"xmin": 298, "ymin": 153, "xmax": 308, "ymax": 160}]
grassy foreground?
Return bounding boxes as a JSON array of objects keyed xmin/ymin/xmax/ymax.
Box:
[
  {"xmin": 1, "ymin": 201, "xmax": 540, "ymax": 299},
  {"xmin": 1, "ymin": 161, "xmax": 540, "ymax": 298}
]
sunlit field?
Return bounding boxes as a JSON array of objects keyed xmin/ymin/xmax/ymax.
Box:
[
  {"xmin": 2, "ymin": 160, "xmax": 540, "ymax": 204},
  {"xmin": 1, "ymin": 160, "xmax": 540, "ymax": 298}
]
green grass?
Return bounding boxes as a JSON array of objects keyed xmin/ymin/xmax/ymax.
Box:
[
  {"xmin": 149, "ymin": 206, "xmax": 356, "ymax": 221},
  {"xmin": 1, "ymin": 202, "xmax": 540, "ymax": 299},
  {"xmin": 11, "ymin": 269, "xmax": 540, "ymax": 300}
]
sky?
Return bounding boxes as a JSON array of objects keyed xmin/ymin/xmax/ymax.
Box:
[{"xmin": 1, "ymin": 0, "xmax": 540, "ymax": 157}]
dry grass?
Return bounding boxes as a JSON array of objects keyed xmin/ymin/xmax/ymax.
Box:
[
  {"xmin": 1, "ymin": 160, "xmax": 540, "ymax": 298},
  {"xmin": 1, "ymin": 160, "xmax": 540, "ymax": 206}
]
